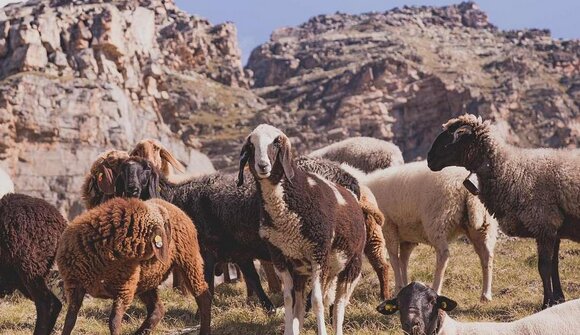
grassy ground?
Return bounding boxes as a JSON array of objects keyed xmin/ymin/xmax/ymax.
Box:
[{"xmin": 1, "ymin": 238, "xmax": 579, "ymax": 334}]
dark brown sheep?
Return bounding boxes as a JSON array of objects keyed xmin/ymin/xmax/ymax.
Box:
[
  {"xmin": 0, "ymin": 193, "xmax": 67, "ymax": 335},
  {"xmin": 428, "ymin": 114, "xmax": 580, "ymax": 309},
  {"xmin": 57, "ymin": 197, "xmax": 211, "ymax": 335},
  {"xmin": 81, "ymin": 149, "xmax": 130, "ymax": 209}
]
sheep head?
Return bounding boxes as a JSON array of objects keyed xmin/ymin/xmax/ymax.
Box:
[
  {"xmin": 130, "ymin": 139, "xmax": 185, "ymax": 176},
  {"xmin": 237, "ymin": 124, "xmax": 294, "ymax": 186},
  {"xmin": 377, "ymin": 282, "xmax": 457, "ymax": 335},
  {"xmin": 427, "ymin": 114, "xmax": 490, "ymax": 172},
  {"xmin": 117, "ymin": 157, "xmax": 161, "ymax": 200}
]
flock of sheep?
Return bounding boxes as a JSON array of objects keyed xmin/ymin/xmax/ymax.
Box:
[{"xmin": 0, "ymin": 113, "xmax": 579, "ymax": 335}]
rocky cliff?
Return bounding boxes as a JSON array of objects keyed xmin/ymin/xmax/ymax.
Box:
[
  {"xmin": 0, "ymin": 0, "xmax": 267, "ymax": 218},
  {"xmin": 0, "ymin": 1, "xmax": 578, "ymax": 218},
  {"xmin": 247, "ymin": 2, "xmax": 579, "ymax": 160}
]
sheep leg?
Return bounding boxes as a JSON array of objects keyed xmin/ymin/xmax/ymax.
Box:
[
  {"xmin": 61, "ymin": 287, "xmax": 86, "ymax": 335},
  {"xmin": 364, "ymin": 223, "xmax": 391, "ymax": 299},
  {"xmin": 135, "ymin": 289, "xmax": 165, "ymax": 335},
  {"xmin": 432, "ymin": 245, "xmax": 450, "ymax": 294},
  {"xmin": 109, "ymin": 297, "xmax": 132, "ymax": 335},
  {"xmin": 277, "ymin": 268, "xmax": 297, "ymax": 335},
  {"xmin": 537, "ymin": 237, "xmax": 556, "ymax": 309},
  {"xmin": 238, "ymin": 259, "xmax": 275, "ymax": 313},
  {"xmin": 551, "ymin": 238, "xmax": 565, "ymax": 304},
  {"xmin": 311, "ymin": 265, "xmax": 327, "ymax": 335},
  {"xmin": 466, "ymin": 227, "xmax": 495, "ymax": 302},
  {"xmin": 292, "ymin": 275, "xmax": 308, "ymax": 331},
  {"xmin": 333, "ymin": 273, "xmax": 362, "ymax": 335},
  {"xmin": 384, "ymin": 223, "xmax": 403, "ymax": 294},
  {"xmin": 171, "ymin": 266, "xmax": 189, "ymax": 295},
  {"xmin": 202, "ymin": 253, "xmax": 217, "ymax": 295},
  {"xmin": 25, "ymin": 276, "xmax": 62, "ymax": 335},
  {"xmin": 263, "ymin": 261, "xmax": 282, "ymax": 293},
  {"xmin": 399, "ymin": 242, "xmax": 417, "ymax": 287}
]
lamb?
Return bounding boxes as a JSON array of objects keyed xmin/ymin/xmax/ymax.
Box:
[
  {"xmin": 0, "ymin": 194, "xmax": 68, "ymax": 335},
  {"xmin": 238, "ymin": 124, "xmax": 366, "ymax": 335},
  {"xmin": 343, "ymin": 161, "xmax": 497, "ymax": 302},
  {"xmin": 0, "ymin": 166, "xmax": 14, "ymax": 198},
  {"xmin": 427, "ymin": 114, "xmax": 580, "ymax": 309},
  {"xmin": 309, "ymin": 136, "xmax": 404, "ymax": 173},
  {"xmin": 377, "ymin": 282, "xmax": 580, "ymax": 335},
  {"xmin": 57, "ymin": 197, "xmax": 211, "ymax": 335},
  {"xmin": 295, "ymin": 156, "xmax": 391, "ymax": 299}
]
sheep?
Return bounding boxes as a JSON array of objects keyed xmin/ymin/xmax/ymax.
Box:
[
  {"xmin": 0, "ymin": 193, "xmax": 68, "ymax": 335},
  {"xmin": 295, "ymin": 156, "xmax": 391, "ymax": 300},
  {"xmin": 377, "ymin": 282, "xmax": 580, "ymax": 335},
  {"xmin": 0, "ymin": 166, "xmax": 14, "ymax": 198},
  {"xmin": 309, "ymin": 136, "xmax": 404, "ymax": 173},
  {"xmin": 238, "ymin": 124, "xmax": 366, "ymax": 335},
  {"xmin": 81, "ymin": 149, "xmax": 130, "ymax": 209},
  {"xmin": 343, "ymin": 161, "xmax": 497, "ymax": 302},
  {"xmin": 56, "ymin": 197, "xmax": 211, "ymax": 335},
  {"xmin": 130, "ymin": 139, "xmax": 185, "ymax": 178},
  {"xmin": 428, "ymin": 114, "xmax": 580, "ymax": 309}
]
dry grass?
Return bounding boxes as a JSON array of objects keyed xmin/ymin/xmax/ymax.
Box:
[{"xmin": 1, "ymin": 238, "xmax": 579, "ymax": 335}]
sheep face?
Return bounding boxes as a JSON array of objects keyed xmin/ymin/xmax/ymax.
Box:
[
  {"xmin": 117, "ymin": 158, "xmax": 160, "ymax": 199},
  {"xmin": 427, "ymin": 121, "xmax": 479, "ymax": 172},
  {"xmin": 377, "ymin": 282, "xmax": 457, "ymax": 335},
  {"xmin": 237, "ymin": 124, "xmax": 294, "ymax": 186}
]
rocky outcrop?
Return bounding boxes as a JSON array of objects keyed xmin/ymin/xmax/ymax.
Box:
[
  {"xmin": 247, "ymin": 2, "xmax": 580, "ymax": 159},
  {"xmin": 0, "ymin": 0, "xmax": 266, "ymax": 218}
]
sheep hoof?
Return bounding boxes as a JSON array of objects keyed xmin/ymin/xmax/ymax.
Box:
[{"xmin": 480, "ymin": 294, "xmax": 492, "ymax": 303}]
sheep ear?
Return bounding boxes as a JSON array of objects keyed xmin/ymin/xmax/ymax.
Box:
[
  {"xmin": 376, "ymin": 298, "xmax": 399, "ymax": 315},
  {"xmin": 237, "ymin": 139, "xmax": 251, "ymax": 187},
  {"xmin": 451, "ymin": 125, "xmax": 473, "ymax": 144},
  {"xmin": 147, "ymin": 168, "xmax": 160, "ymax": 199},
  {"xmin": 97, "ymin": 166, "xmax": 116, "ymax": 195},
  {"xmin": 151, "ymin": 224, "xmax": 171, "ymax": 266},
  {"xmin": 437, "ymin": 296, "xmax": 458, "ymax": 311},
  {"xmin": 280, "ymin": 136, "xmax": 294, "ymax": 182},
  {"xmin": 159, "ymin": 147, "xmax": 185, "ymax": 173}
]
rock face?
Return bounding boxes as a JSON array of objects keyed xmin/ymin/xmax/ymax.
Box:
[
  {"xmin": 247, "ymin": 2, "xmax": 580, "ymax": 160},
  {"xmin": 0, "ymin": 0, "xmax": 267, "ymax": 218}
]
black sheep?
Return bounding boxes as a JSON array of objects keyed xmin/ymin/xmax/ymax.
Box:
[{"xmin": 0, "ymin": 194, "xmax": 68, "ymax": 335}]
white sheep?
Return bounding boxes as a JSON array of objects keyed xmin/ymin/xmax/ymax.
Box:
[
  {"xmin": 343, "ymin": 161, "xmax": 497, "ymax": 301},
  {"xmin": 309, "ymin": 136, "xmax": 404, "ymax": 173},
  {"xmin": 0, "ymin": 166, "xmax": 15, "ymax": 198},
  {"xmin": 378, "ymin": 282, "xmax": 580, "ymax": 335}
]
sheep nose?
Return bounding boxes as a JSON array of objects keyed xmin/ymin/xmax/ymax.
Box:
[{"xmin": 258, "ymin": 162, "xmax": 269, "ymax": 172}]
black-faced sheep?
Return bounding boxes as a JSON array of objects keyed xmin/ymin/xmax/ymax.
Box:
[
  {"xmin": 428, "ymin": 114, "xmax": 580, "ymax": 309},
  {"xmin": 295, "ymin": 156, "xmax": 391, "ymax": 300},
  {"xmin": 309, "ymin": 136, "xmax": 404, "ymax": 173},
  {"xmin": 57, "ymin": 197, "xmax": 211, "ymax": 335},
  {"xmin": 0, "ymin": 194, "xmax": 68, "ymax": 335},
  {"xmin": 238, "ymin": 124, "xmax": 366, "ymax": 335},
  {"xmin": 344, "ymin": 161, "xmax": 498, "ymax": 302},
  {"xmin": 377, "ymin": 282, "xmax": 580, "ymax": 335},
  {"xmin": 0, "ymin": 166, "xmax": 14, "ymax": 198}
]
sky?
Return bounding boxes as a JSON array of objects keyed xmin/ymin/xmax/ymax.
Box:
[{"xmin": 175, "ymin": 0, "xmax": 580, "ymax": 65}]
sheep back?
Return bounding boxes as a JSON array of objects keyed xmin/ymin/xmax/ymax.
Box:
[
  {"xmin": 295, "ymin": 156, "xmax": 361, "ymax": 198},
  {"xmin": 0, "ymin": 194, "xmax": 67, "ymax": 292},
  {"xmin": 57, "ymin": 197, "xmax": 174, "ymax": 298},
  {"xmin": 309, "ymin": 137, "xmax": 404, "ymax": 173}
]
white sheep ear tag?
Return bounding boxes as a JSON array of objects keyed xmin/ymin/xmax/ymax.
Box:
[
  {"xmin": 463, "ymin": 173, "xmax": 479, "ymax": 195},
  {"xmin": 154, "ymin": 235, "xmax": 163, "ymax": 248}
]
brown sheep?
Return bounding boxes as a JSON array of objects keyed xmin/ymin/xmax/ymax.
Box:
[
  {"xmin": 57, "ymin": 198, "xmax": 211, "ymax": 335},
  {"xmin": 130, "ymin": 139, "xmax": 185, "ymax": 178},
  {"xmin": 81, "ymin": 149, "xmax": 130, "ymax": 209}
]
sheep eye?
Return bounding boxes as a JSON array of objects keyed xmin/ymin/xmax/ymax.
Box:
[{"xmin": 273, "ymin": 137, "xmax": 281, "ymax": 147}]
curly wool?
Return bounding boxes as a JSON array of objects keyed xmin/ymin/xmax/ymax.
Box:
[
  {"xmin": 0, "ymin": 194, "xmax": 67, "ymax": 335},
  {"xmin": 309, "ymin": 136, "xmax": 404, "ymax": 173}
]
